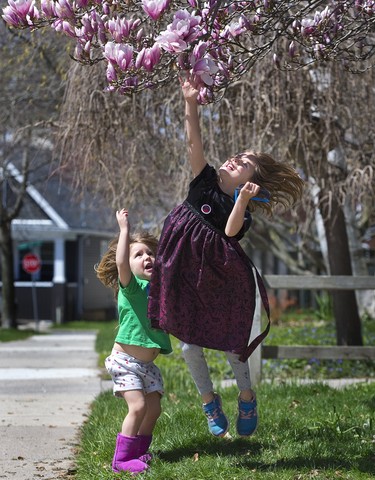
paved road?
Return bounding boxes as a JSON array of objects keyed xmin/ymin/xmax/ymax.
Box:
[{"xmin": 0, "ymin": 328, "xmax": 110, "ymax": 480}]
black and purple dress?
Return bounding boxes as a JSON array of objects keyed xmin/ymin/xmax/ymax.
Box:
[{"xmin": 148, "ymin": 164, "xmax": 270, "ymax": 361}]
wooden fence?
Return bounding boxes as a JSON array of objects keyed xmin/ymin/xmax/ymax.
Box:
[{"xmin": 249, "ymin": 275, "xmax": 375, "ymax": 384}]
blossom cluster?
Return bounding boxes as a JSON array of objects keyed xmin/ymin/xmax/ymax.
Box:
[{"xmin": 3, "ymin": 0, "xmax": 375, "ymax": 102}]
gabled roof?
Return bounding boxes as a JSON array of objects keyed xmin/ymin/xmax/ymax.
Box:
[
  {"xmin": 8, "ymin": 162, "xmax": 68, "ymax": 229},
  {"xmin": 8, "ymin": 161, "xmax": 116, "ymax": 239}
]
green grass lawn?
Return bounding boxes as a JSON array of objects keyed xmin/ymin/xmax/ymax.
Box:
[
  {"xmin": 70, "ymin": 314, "xmax": 374, "ymax": 480},
  {"xmin": 76, "ymin": 373, "xmax": 375, "ymax": 479},
  {"xmin": 2, "ymin": 312, "xmax": 374, "ymax": 479}
]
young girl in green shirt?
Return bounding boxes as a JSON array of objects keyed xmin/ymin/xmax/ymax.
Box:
[{"xmin": 96, "ymin": 208, "xmax": 172, "ymax": 475}]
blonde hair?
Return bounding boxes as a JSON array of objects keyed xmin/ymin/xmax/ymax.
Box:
[
  {"xmin": 238, "ymin": 151, "xmax": 305, "ymax": 215},
  {"xmin": 95, "ymin": 232, "xmax": 158, "ymax": 298}
]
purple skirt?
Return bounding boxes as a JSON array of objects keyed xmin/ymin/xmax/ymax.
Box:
[{"xmin": 148, "ymin": 202, "xmax": 270, "ymax": 361}]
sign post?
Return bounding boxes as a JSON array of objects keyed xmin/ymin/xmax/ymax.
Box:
[{"xmin": 22, "ymin": 253, "xmax": 41, "ymax": 331}]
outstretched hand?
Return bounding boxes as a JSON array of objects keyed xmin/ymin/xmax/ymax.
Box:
[
  {"xmin": 180, "ymin": 76, "xmax": 199, "ymax": 103},
  {"xmin": 116, "ymin": 208, "xmax": 129, "ymax": 231}
]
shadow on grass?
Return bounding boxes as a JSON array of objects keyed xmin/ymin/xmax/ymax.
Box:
[
  {"xmin": 158, "ymin": 436, "xmax": 375, "ymax": 477},
  {"xmin": 365, "ymin": 395, "xmax": 375, "ymax": 411},
  {"xmin": 159, "ymin": 437, "xmax": 262, "ymax": 462},
  {"xmin": 238, "ymin": 455, "xmax": 375, "ymax": 476}
]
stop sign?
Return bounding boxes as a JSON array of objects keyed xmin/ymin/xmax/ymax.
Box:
[{"xmin": 22, "ymin": 253, "xmax": 41, "ymax": 274}]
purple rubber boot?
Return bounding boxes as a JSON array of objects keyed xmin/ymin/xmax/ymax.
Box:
[
  {"xmin": 112, "ymin": 434, "xmax": 149, "ymax": 475},
  {"xmin": 138, "ymin": 434, "xmax": 153, "ymax": 463}
]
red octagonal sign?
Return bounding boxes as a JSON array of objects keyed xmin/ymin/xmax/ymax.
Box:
[{"xmin": 22, "ymin": 253, "xmax": 41, "ymax": 274}]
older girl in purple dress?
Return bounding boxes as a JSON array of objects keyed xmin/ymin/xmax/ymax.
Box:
[{"xmin": 148, "ymin": 78, "xmax": 304, "ymax": 438}]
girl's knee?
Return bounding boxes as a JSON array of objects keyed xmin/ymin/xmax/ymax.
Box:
[
  {"xmin": 124, "ymin": 392, "xmax": 147, "ymax": 416},
  {"xmin": 130, "ymin": 403, "xmax": 147, "ymax": 418}
]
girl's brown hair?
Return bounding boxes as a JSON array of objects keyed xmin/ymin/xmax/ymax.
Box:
[
  {"xmin": 95, "ymin": 232, "xmax": 158, "ymax": 298},
  {"xmin": 239, "ymin": 151, "xmax": 305, "ymax": 215}
]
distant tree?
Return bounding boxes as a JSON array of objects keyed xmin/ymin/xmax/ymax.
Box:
[
  {"xmin": 55, "ymin": 60, "xmax": 188, "ymax": 224},
  {"xmin": 0, "ymin": 22, "xmax": 68, "ymax": 328}
]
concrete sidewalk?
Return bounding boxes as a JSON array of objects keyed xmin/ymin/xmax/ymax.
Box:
[{"xmin": 0, "ymin": 327, "xmax": 110, "ymax": 480}]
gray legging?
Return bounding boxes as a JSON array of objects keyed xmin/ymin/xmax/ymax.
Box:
[{"xmin": 181, "ymin": 342, "xmax": 251, "ymax": 396}]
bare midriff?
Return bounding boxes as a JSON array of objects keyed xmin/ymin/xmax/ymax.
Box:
[{"xmin": 113, "ymin": 342, "xmax": 160, "ymax": 363}]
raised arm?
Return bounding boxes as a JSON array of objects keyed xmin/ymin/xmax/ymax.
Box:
[
  {"xmin": 181, "ymin": 79, "xmax": 206, "ymax": 177},
  {"xmin": 116, "ymin": 208, "xmax": 132, "ymax": 288},
  {"xmin": 225, "ymin": 182, "xmax": 260, "ymax": 237}
]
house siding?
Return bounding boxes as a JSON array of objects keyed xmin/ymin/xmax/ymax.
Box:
[
  {"xmin": 15, "ymin": 283, "xmax": 54, "ymax": 320},
  {"xmin": 82, "ymin": 236, "xmax": 116, "ymax": 320}
]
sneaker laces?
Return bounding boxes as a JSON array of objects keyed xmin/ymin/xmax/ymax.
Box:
[
  {"xmin": 205, "ymin": 406, "xmax": 221, "ymax": 421},
  {"xmin": 238, "ymin": 407, "xmax": 256, "ymax": 420},
  {"xmin": 238, "ymin": 398, "xmax": 256, "ymax": 420}
]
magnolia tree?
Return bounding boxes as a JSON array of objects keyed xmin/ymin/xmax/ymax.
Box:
[{"xmin": 2, "ymin": 0, "xmax": 375, "ymax": 103}]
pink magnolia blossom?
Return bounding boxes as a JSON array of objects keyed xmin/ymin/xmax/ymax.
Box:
[
  {"xmin": 190, "ymin": 42, "xmax": 219, "ymax": 87},
  {"xmin": 2, "ymin": 0, "xmax": 39, "ymax": 27},
  {"xmin": 75, "ymin": 11, "xmax": 107, "ymax": 45},
  {"xmin": 76, "ymin": 13, "xmax": 95, "ymax": 39},
  {"xmin": 53, "ymin": 18, "xmax": 75, "ymax": 36},
  {"xmin": 40, "ymin": 0, "xmax": 55, "ymax": 18},
  {"xmin": 156, "ymin": 30, "xmax": 187, "ymax": 53},
  {"xmin": 136, "ymin": 44, "xmax": 161, "ymax": 71},
  {"xmin": 118, "ymin": 76, "xmax": 139, "ymax": 94},
  {"xmin": 74, "ymin": 41, "xmax": 91, "ymax": 61},
  {"xmin": 142, "ymin": 0, "xmax": 171, "ymax": 21},
  {"xmin": 107, "ymin": 17, "xmax": 132, "ymax": 42},
  {"xmin": 197, "ymin": 86, "xmax": 213, "ymax": 105},
  {"xmin": 54, "ymin": 0, "xmax": 74, "ymax": 20},
  {"xmin": 135, "ymin": 48, "xmax": 145, "ymax": 69},
  {"xmin": 136, "ymin": 28, "xmax": 144, "ymax": 41},
  {"xmin": 217, "ymin": 60, "xmax": 229, "ymax": 79},
  {"xmin": 104, "ymin": 42, "xmax": 134, "ymax": 72},
  {"xmin": 156, "ymin": 9, "xmax": 201, "ymax": 53},
  {"xmin": 102, "ymin": 2, "xmax": 110, "ymax": 15},
  {"xmin": 192, "ymin": 57, "xmax": 218, "ymax": 86},
  {"xmin": 221, "ymin": 16, "xmax": 248, "ymax": 39},
  {"xmin": 169, "ymin": 9, "xmax": 201, "ymax": 41},
  {"xmin": 84, "ymin": 40, "xmax": 91, "ymax": 54},
  {"xmin": 89, "ymin": 10, "xmax": 106, "ymax": 33},
  {"xmin": 192, "ymin": 41, "xmax": 208, "ymax": 60},
  {"xmin": 75, "ymin": 0, "xmax": 90, "ymax": 7},
  {"xmin": 106, "ymin": 62, "xmax": 117, "ymax": 82}
]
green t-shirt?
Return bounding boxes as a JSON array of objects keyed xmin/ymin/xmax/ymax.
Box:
[{"xmin": 115, "ymin": 274, "xmax": 172, "ymax": 355}]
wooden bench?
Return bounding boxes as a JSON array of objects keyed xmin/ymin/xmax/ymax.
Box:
[{"xmin": 249, "ymin": 275, "xmax": 375, "ymax": 384}]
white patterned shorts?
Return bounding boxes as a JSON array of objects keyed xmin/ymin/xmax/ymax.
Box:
[{"xmin": 105, "ymin": 350, "xmax": 164, "ymax": 397}]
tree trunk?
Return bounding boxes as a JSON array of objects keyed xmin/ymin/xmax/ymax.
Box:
[
  {"xmin": 0, "ymin": 221, "xmax": 18, "ymax": 329},
  {"xmin": 320, "ymin": 195, "xmax": 363, "ymax": 346}
]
